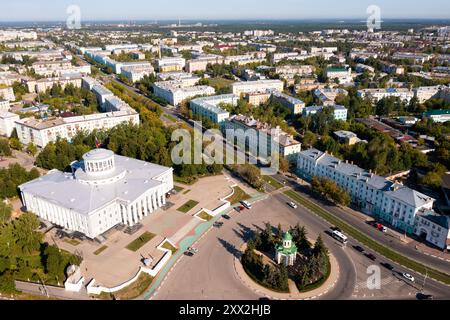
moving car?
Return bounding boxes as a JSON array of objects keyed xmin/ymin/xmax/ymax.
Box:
[
  {"xmin": 288, "ymin": 202, "xmax": 298, "ymax": 209},
  {"xmin": 365, "ymin": 253, "xmax": 377, "ymax": 261},
  {"xmin": 381, "ymin": 262, "xmax": 394, "ymax": 271},
  {"xmin": 402, "ymin": 273, "xmax": 415, "ymax": 282},
  {"xmin": 353, "ymin": 245, "xmax": 365, "ymax": 253}
]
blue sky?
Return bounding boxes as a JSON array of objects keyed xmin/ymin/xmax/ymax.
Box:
[{"xmin": 1, "ymin": 0, "xmax": 449, "ymax": 21}]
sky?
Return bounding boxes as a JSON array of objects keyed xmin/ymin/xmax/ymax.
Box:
[{"xmin": 1, "ymin": 0, "xmax": 450, "ymax": 22}]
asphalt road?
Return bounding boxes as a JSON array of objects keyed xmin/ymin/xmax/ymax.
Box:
[
  {"xmin": 79, "ymin": 57, "xmax": 450, "ymax": 299},
  {"xmin": 274, "ymin": 173, "xmax": 450, "ymax": 275},
  {"xmin": 153, "ymin": 192, "xmax": 450, "ymax": 300}
]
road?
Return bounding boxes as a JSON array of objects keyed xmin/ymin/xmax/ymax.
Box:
[
  {"xmin": 80, "ymin": 55, "xmax": 450, "ymax": 299},
  {"xmin": 153, "ymin": 191, "xmax": 449, "ymax": 300},
  {"xmin": 273, "ymin": 173, "xmax": 450, "ymax": 275}
]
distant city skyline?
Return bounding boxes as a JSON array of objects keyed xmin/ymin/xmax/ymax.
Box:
[{"xmin": 1, "ymin": 0, "xmax": 450, "ymax": 22}]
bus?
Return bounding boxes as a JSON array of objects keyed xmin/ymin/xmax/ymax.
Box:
[{"xmin": 332, "ymin": 230, "xmax": 348, "ymax": 244}]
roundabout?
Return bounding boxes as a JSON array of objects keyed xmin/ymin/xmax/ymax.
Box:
[{"xmin": 234, "ymin": 241, "xmax": 340, "ymax": 300}]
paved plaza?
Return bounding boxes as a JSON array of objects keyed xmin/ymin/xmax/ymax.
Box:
[{"xmin": 44, "ymin": 174, "xmax": 245, "ymax": 289}]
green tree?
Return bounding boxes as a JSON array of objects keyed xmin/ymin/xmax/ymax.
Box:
[{"xmin": 0, "ymin": 201, "xmax": 12, "ymax": 224}]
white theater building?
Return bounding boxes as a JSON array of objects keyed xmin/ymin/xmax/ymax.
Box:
[{"xmin": 19, "ymin": 149, "xmax": 174, "ymax": 239}]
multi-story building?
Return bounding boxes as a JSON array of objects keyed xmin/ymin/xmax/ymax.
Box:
[
  {"xmin": 0, "ymin": 71, "xmax": 23, "ymax": 87},
  {"xmin": 186, "ymin": 55, "xmax": 224, "ymax": 73},
  {"xmin": 15, "ymin": 78, "xmax": 139, "ymax": 147},
  {"xmin": 392, "ymin": 52, "xmax": 433, "ymax": 64},
  {"xmin": 120, "ymin": 63, "xmax": 155, "ymax": 83},
  {"xmin": 413, "ymin": 85, "xmax": 444, "ymax": 103},
  {"xmin": 156, "ymin": 57, "xmax": 186, "ymax": 72},
  {"xmin": 334, "ymin": 130, "xmax": 365, "ymax": 145},
  {"xmin": 415, "ymin": 212, "xmax": 450, "ymax": 250},
  {"xmin": 0, "ymin": 30, "xmax": 37, "ymax": 42},
  {"xmin": 156, "ymin": 72, "xmax": 200, "ymax": 86},
  {"xmin": 276, "ymin": 65, "xmax": 315, "ymax": 77},
  {"xmin": 313, "ymin": 88, "xmax": 348, "ymax": 106},
  {"xmin": 223, "ymin": 115, "xmax": 301, "ymax": 161},
  {"xmin": 190, "ymin": 94, "xmax": 237, "ymax": 124},
  {"xmin": 271, "ymin": 91, "xmax": 305, "ymax": 115},
  {"xmin": 0, "ymin": 87, "xmax": 15, "ymax": 101},
  {"xmin": 0, "ymin": 111, "xmax": 20, "ymax": 137},
  {"xmin": 380, "ymin": 62, "xmax": 405, "ymax": 75},
  {"xmin": 31, "ymin": 60, "xmax": 91, "ymax": 77},
  {"xmin": 0, "ymin": 99, "xmax": 10, "ymax": 112},
  {"xmin": 19, "ymin": 149, "xmax": 174, "ymax": 239},
  {"xmin": 303, "ymin": 105, "xmax": 348, "ymax": 121},
  {"xmin": 422, "ymin": 109, "xmax": 450, "ymax": 123},
  {"xmin": 15, "ymin": 108, "xmax": 139, "ymax": 148},
  {"xmin": 243, "ymin": 91, "xmax": 272, "ymax": 106},
  {"xmin": 232, "ymin": 80, "xmax": 284, "ymax": 96},
  {"xmin": 24, "ymin": 74, "xmax": 83, "ymax": 93},
  {"xmin": 326, "ymin": 66, "xmax": 353, "ymax": 84},
  {"xmin": 297, "ymin": 148, "xmax": 441, "ymax": 242},
  {"xmin": 357, "ymin": 88, "xmax": 415, "ymax": 103},
  {"xmin": 152, "ymin": 81, "xmax": 215, "ymax": 106}
]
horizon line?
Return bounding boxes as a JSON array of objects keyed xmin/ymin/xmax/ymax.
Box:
[{"xmin": 1, "ymin": 17, "xmax": 450, "ymax": 23}]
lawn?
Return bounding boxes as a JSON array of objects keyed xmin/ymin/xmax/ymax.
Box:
[
  {"xmin": 174, "ymin": 175, "xmax": 199, "ymax": 185},
  {"xmin": 284, "ymin": 190, "xmax": 450, "ymax": 285},
  {"xmin": 161, "ymin": 241, "xmax": 178, "ymax": 254},
  {"xmin": 177, "ymin": 200, "xmax": 200, "ymax": 213},
  {"xmin": 164, "ymin": 114, "xmax": 178, "ymax": 123},
  {"xmin": 174, "ymin": 185, "xmax": 184, "ymax": 193},
  {"xmin": 94, "ymin": 273, "xmax": 154, "ymax": 300},
  {"xmin": 262, "ymin": 176, "xmax": 284, "ymax": 190},
  {"xmin": 228, "ymin": 186, "xmax": 251, "ymax": 205},
  {"xmin": 93, "ymin": 245, "xmax": 108, "ymax": 256},
  {"xmin": 208, "ymin": 77, "xmax": 234, "ymax": 92},
  {"xmin": 197, "ymin": 211, "xmax": 214, "ymax": 221},
  {"xmin": 63, "ymin": 239, "xmax": 81, "ymax": 246},
  {"xmin": 126, "ymin": 232, "xmax": 156, "ymax": 252}
]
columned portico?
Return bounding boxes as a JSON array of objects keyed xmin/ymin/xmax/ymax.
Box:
[{"xmin": 19, "ymin": 148, "xmax": 174, "ymax": 239}]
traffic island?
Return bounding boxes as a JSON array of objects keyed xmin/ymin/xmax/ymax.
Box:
[{"xmin": 235, "ymin": 244, "xmax": 339, "ymax": 300}]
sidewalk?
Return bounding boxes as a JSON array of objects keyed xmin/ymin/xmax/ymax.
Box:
[
  {"xmin": 15, "ymin": 281, "xmax": 91, "ymax": 300},
  {"xmin": 415, "ymin": 243, "xmax": 450, "ymax": 263},
  {"xmin": 142, "ymin": 192, "xmax": 268, "ymax": 300},
  {"xmin": 233, "ymin": 244, "xmax": 340, "ymax": 300}
]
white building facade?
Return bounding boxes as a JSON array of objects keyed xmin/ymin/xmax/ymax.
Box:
[{"xmin": 19, "ymin": 149, "xmax": 174, "ymax": 239}]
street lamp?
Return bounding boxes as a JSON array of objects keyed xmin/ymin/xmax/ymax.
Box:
[{"xmin": 421, "ymin": 267, "xmax": 428, "ymax": 293}]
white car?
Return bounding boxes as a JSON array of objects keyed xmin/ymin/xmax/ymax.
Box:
[
  {"xmin": 288, "ymin": 202, "xmax": 298, "ymax": 209},
  {"xmin": 402, "ymin": 273, "xmax": 415, "ymax": 282},
  {"xmin": 241, "ymin": 201, "xmax": 252, "ymax": 210},
  {"xmin": 187, "ymin": 247, "xmax": 199, "ymax": 254}
]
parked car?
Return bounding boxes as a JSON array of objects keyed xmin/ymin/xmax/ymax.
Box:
[
  {"xmin": 184, "ymin": 251, "xmax": 194, "ymax": 257},
  {"xmin": 187, "ymin": 247, "xmax": 199, "ymax": 254},
  {"xmin": 402, "ymin": 273, "xmax": 415, "ymax": 282},
  {"xmin": 241, "ymin": 201, "xmax": 252, "ymax": 210},
  {"xmin": 288, "ymin": 202, "xmax": 298, "ymax": 209},
  {"xmin": 223, "ymin": 214, "xmax": 231, "ymax": 220},
  {"xmin": 365, "ymin": 253, "xmax": 377, "ymax": 261},
  {"xmin": 417, "ymin": 293, "xmax": 434, "ymax": 300},
  {"xmin": 353, "ymin": 245, "xmax": 365, "ymax": 253},
  {"xmin": 381, "ymin": 262, "xmax": 394, "ymax": 271}
]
